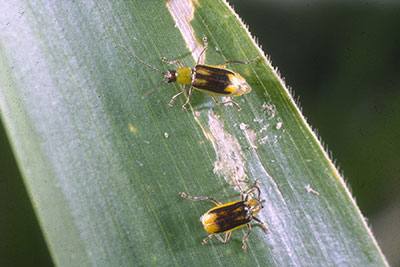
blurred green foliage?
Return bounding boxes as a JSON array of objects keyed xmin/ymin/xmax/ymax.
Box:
[{"xmin": 1, "ymin": 1, "xmax": 398, "ymax": 266}]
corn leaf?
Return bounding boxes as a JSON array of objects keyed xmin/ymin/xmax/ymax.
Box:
[{"xmin": 0, "ymin": 1, "xmax": 387, "ymax": 266}]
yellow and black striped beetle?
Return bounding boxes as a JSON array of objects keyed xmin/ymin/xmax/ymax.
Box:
[
  {"xmin": 180, "ymin": 180, "xmax": 268, "ymax": 251},
  {"xmin": 121, "ymin": 36, "xmax": 260, "ymax": 111}
]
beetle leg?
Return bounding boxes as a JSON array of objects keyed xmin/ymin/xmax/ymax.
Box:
[
  {"xmin": 161, "ymin": 57, "xmax": 184, "ymax": 68},
  {"xmin": 252, "ymin": 216, "xmax": 269, "ymax": 233},
  {"xmin": 202, "ymin": 234, "xmax": 214, "ymax": 245},
  {"xmin": 242, "ymin": 224, "xmax": 251, "ymax": 252},
  {"xmin": 169, "ymin": 84, "xmax": 186, "ymax": 107},
  {"xmin": 182, "ymin": 86, "xmax": 194, "ymax": 110},
  {"xmin": 215, "ymin": 231, "xmax": 231, "ymax": 243},
  {"xmin": 202, "ymin": 233, "xmax": 232, "ymax": 247},
  {"xmin": 235, "ymin": 181, "xmax": 257, "ymax": 196},
  {"xmin": 244, "ymin": 180, "xmax": 261, "ymax": 201},
  {"xmin": 218, "ymin": 56, "xmax": 261, "ymax": 68},
  {"xmin": 180, "ymin": 192, "xmax": 222, "ymax": 206},
  {"xmin": 211, "ymin": 95, "xmax": 241, "ymax": 111}
]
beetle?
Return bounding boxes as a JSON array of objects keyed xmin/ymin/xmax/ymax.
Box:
[
  {"xmin": 180, "ymin": 180, "xmax": 268, "ymax": 251},
  {"xmin": 121, "ymin": 36, "xmax": 260, "ymax": 111}
]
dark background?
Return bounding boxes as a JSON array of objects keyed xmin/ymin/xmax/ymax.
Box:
[{"xmin": 1, "ymin": 1, "xmax": 399, "ymax": 266}]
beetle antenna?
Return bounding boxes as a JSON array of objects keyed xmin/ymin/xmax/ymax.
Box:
[
  {"xmin": 120, "ymin": 45, "xmax": 166, "ymax": 75},
  {"xmin": 232, "ymin": 174, "xmax": 244, "ymax": 193},
  {"xmin": 141, "ymin": 79, "xmax": 165, "ymax": 99}
]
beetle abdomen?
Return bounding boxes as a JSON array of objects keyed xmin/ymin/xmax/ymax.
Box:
[
  {"xmin": 192, "ymin": 65, "xmax": 234, "ymax": 95},
  {"xmin": 202, "ymin": 201, "xmax": 251, "ymax": 234}
]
